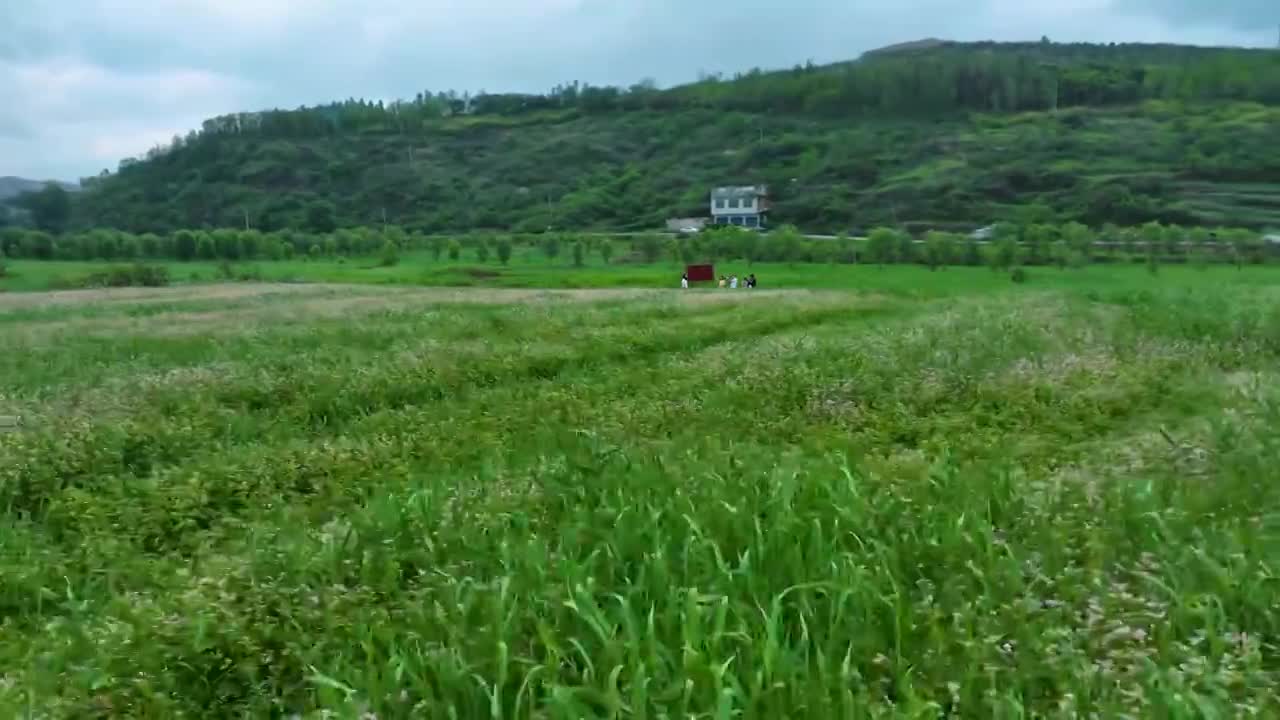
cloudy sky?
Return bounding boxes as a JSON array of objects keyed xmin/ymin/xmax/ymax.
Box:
[{"xmin": 1, "ymin": 0, "xmax": 1274, "ymax": 181}]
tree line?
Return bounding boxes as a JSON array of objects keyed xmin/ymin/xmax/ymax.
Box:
[{"xmin": 2, "ymin": 222, "xmax": 1271, "ymax": 271}]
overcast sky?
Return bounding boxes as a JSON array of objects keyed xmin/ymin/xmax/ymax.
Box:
[{"xmin": 1, "ymin": 0, "xmax": 1274, "ymax": 181}]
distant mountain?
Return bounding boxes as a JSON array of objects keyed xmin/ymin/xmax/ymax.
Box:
[
  {"xmin": 862, "ymin": 38, "xmax": 949, "ymax": 58},
  {"xmin": 0, "ymin": 177, "xmax": 80, "ymax": 201}
]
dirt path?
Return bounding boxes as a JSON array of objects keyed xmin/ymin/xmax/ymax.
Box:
[{"xmin": 0, "ymin": 283, "xmax": 825, "ymax": 311}]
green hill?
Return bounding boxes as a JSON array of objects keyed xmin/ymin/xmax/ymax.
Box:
[
  {"xmin": 74, "ymin": 41, "xmax": 1280, "ymax": 234},
  {"xmin": 0, "ymin": 177, "xmax": 79, "ymax": 202}
]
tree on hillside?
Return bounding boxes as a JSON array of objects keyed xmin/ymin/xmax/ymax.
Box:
[
  {"xmin": 175, "ymin": 230, "xmax": 197, "ymax": 261},
  {"xmin": 1226, "ymin": 228, "xmax": 1257, "ymax": 268},
  {"xmin": 496, "ymin": 236, "xmax": 514, "ymax": 265},
  {"xmin": 895, "ymin": 231, "xmax": 917, "ymax": 265},
  {"xmin": 197, "ymin": 234, "xmax": 216, "ymax": 260},
  {"xmin": 1140, "ymin": 221, "xmax": 1164, "ymax": 265},
  {"xmin": 1061, "ymin": 222, "xmax": 1092, "ymax": 266},
  {"xmin": 637, "ymin": 234, "xmax": 662, "ymax": 264},
  {"xmin": 15, "ymin": 184, "xmax": 72, "ymax": 234},
  {"xmin": 380, "ymin": 239, "xmax": 399, "ymax": 266},
  {"xmin": 24, "ymin": 231, "xmax": 55, "ymax": 260},
  {"xmin": 1161, "ymin": 224, "xmax": 1184, "ymax": 260},
  {"xmin": 475, "ymin": 238, "xmax": 491, "ymax": 263},
  {"xmin": 992, "ymin": 234, "xmax": 1020, "ymax": 271},
  {"xmin": 1023, "ymin": 224, "xmax": 1053, "ymax": 266},
  {"xmin": 240, "ymin": 230, "xmax": 262, "ymax": 259},
  {"xmin": 773, "ymin": 225, "xmax": 804, "ymax": 264},
  {"xmin": 447, "ymin": 239, "xmax": 461, "ymax": 260},
  {"xmin": 306, "ymin": 202, "xmax": 337, "ymax": 234},
  {"xmin": 667, "ymin": 237, "xmax": 685, "ymax": 264},
  {"xmin": 866, "ymin": 228, "xmax": 898, "ymax": 266},
  {"xmin": 599, "ymin": 239, "xmax": 614, "ymax": 265},
  {"xmin": 214, "ymin": 229, "xmax": 242, "ymax": 260},
  {"xmin": 92, "ymin": 230, "xmax": 118, "ymax": 260},
  {"xmin": 572, "ymin": 240, "xmax": 585, "ymax": 267},
  {"xmin": 119, "ymin": 235, "xmax": 139, "ymax": 259},
  {"xmin": 741, "ymin": 231, "xmax": 762, "ymax": 265},
  {"xmin": 0, "ymin": 246, "xmax": 6, "ymax": 277},
  {"xmin": 542, "ymin": 234, "xmax": 562, "ymax": 262},
  {"xmin": 923, "ymin": 231, "xmax": 954, "ymax": 270},
  {"xmin": 836, "ymin": 233, "xmax": 857, "ymax": 264},
  {"xmin": 139, "ymin": 233, "xmax": 160, "ymax": 258}
]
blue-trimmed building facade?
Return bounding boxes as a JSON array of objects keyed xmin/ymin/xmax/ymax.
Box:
[{"xmin": 710, "ymin": 186, "xmax": 769, "ymax": 229}]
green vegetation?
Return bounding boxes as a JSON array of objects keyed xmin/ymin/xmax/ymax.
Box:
[
  {"xmin": 2, "ymin": 272, "xmax": 1279, "ymax": 716},
  {"xmin": 1, "ymin": 225, "xmax": 1276, "ymax": 297},
  {"xmin": 24, "ymin": 41, "xmax": 1272, "ymax": 235},
  {"xmin": 1, "ymin": 221, "xmax": 1274, "ymax": 295}
]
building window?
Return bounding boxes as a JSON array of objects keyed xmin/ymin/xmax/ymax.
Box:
[{"xmin": 715, "ymin": 198, "xmax": 726, "ymax": 209}]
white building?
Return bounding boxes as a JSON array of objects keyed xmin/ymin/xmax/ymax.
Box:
[{"xmin": 710, "ymin": 186, "xmax": 769, "ymax": 229}]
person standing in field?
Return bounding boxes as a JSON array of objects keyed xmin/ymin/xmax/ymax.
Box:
[
  {"xmin": 681, "ymin": 273, "xmax": 689, "ymax": 289},
  {"xmin": 718, "ymin": 276, "xmax": 727, "ymax": 289},
  {"xmin": 748, "ymin": 273, "xmax": 757, "ymax": 288},
  {"xmin": 730, "ymin": 275, "xmax": 739, "ymax": 289}
]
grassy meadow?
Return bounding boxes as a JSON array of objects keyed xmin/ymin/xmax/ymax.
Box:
[
  {"xmin": 6, "ymin": 250, "xmax": 1280, "ymax": 297},
  {"xmin": 2, "ymin": 270, "xmax": 1280, "ymax": 716}
]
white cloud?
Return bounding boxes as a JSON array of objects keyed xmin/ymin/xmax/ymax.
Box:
[{"xmin": 0, "ymin": 58, "xmax": 249, "ymax": 178}]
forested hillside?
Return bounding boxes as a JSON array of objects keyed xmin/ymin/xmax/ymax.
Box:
[
  {"xmin": 0, "ymin": 177, "xmax": 78, "ymax": 201},
  {"xmin": 73, "ymin": 40, "xmax": 1280, "ymax": 234}
]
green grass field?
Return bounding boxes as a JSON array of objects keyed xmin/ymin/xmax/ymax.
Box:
[
  {"xmin": 5, "ymin": 251, "xmax": 1280, "ymax": 297},
  {"xmin": 2, "ymin": 270, "xmax": 1279, "ymax": 716}
]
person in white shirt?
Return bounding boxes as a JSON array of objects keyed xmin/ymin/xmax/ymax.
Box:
[
  {"xmin": 730, "ymin": 275, "xmax": 739, "ymax": 289},
  {"xmin": 680, "ymin": 273, "xmax": 689, "ymax": 289}
]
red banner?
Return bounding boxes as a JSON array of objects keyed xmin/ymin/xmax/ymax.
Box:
[{"xmin": 686, "ymin": 264, "xmax": 715, "ymax": 282}]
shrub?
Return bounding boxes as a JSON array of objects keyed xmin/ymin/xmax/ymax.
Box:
[
  {"xmin": 447, "ymin": 239, "xmax": 462, "ymax": 261},
  {"xmin": 0, "ymin": 246, "xmax": 6, "ymax": 278},
  {"xmin": 174, "ymin": 230, "xmax": 198, "ymax": 262},
  {"xmin": 475, "ymin": 240, "xmax": 491, "ymax": 263},
  {"xmin": 79, "ymin": 264, "xmax": 171, "ymax": 288},
  {"xmin": 600, "ymin": 239, "xmax": 614, "ymax": 265},
  {"xmin": 542, "ymin": 234, "xmax": 561, "ymax": 261},
  {"xmin": 636, "ymin": 234, "xmax": 662, "ymax": 264},
  {"xmin": 197, "ymin": 235, "xmax": 216, "ymax": 260},
  {"xmin": 1010, "ymin": 266, "xmax": 1028, "ymax": 284},
  {"xmin": 866, "ymin": 227, "xmax": 898, "ymax": 265},
  {"xmin": 380, "ymin": 240, "xmax": 400, "ymax": 267},
  {"xmin": 496, "ymin": 237, "xmax": 514, "ymax": 266},
  {"xmin": 572, "ymin": 241, "xmax": 585, "ymax": 267}
]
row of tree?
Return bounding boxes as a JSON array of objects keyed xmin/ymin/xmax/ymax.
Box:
[{"xmin": 1, "ymin": 222, "xmax": 1271, "ymax": 269}]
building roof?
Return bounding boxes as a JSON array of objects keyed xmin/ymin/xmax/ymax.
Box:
[{"xmin": 711, "ymin": 185, "xmax": 767, "ymax": 201}]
